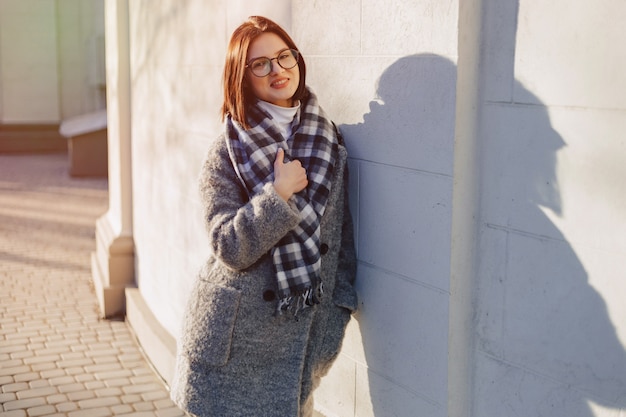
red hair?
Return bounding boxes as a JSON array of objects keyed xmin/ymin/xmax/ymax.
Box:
[{"xmin": 221, "ymin": 16, "xmax": 307, "ymax": 129}]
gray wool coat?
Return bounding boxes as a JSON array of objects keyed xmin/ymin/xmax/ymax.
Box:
[{"xmin": 170, "ymin": 133, "xmax": 358, "ymax": 417}]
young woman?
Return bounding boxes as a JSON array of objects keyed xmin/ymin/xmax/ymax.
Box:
[{"xmin": 170, "ymin": 16, "xmax": 358, "ymax": 417}]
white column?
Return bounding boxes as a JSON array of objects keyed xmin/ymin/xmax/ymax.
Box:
[
  {"xmin": 91, "ymin": 0, "xmax": 134, "ymax": 318},
  {"xmin": 448, "ymin": 0, "xmax": 484, "ymax": 415}
]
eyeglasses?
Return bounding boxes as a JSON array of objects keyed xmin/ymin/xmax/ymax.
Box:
[{"xmin": 246, "ymin": 48, "xmax": 300, "ymax": 77}]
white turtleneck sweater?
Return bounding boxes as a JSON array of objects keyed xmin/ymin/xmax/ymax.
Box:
[{"xmin": 257, "ymin": 100, "xmax": 301, "ymax": 142}]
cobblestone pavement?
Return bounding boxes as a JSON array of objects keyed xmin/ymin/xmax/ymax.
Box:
[{"xmin": 0, "ymin": 153, "xmax": 186, "ymax": 417}]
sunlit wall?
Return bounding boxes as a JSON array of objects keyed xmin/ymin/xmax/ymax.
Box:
[{"xmin": 115, "ymin": 1, "xmax": 626, "ymax": 416}]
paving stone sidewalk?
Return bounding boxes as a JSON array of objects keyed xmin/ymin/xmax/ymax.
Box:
[{"xmin": 0, "ymin": 153, "xmax": 186, "ymax": 417}]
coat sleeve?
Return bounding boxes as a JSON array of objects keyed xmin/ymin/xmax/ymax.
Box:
[
  {"xmin": 332, "ymin": 159, "xmax": 359, "ymax": 312},
  {"xmin": 199, "ymin": 138, "xmax": 301, "ymax": 271}
]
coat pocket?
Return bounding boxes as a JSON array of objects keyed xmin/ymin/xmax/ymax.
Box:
[{"xmin": 180, "ymin": 282, "xmax": 242, "ymax": 367}]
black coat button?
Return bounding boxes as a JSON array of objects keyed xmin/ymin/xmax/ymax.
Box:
[
  {"xmin": 320, "ymin": 243, "xmax": 329, "ymax": 255},
  {"xmin": 263, "ymin": 290, "xmax": 276, "ymax": 301}
]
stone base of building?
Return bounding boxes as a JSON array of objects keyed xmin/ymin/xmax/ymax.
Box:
[
  {"xmin": 91, "ymin": 213, "xmax": 134, "ymax": 318},
  {"xmin": 126, "ymin": 288, "xmax": 177, "ymax": 385},
  {"xmin": 60, "ymin": 110, "xmax": 108, "ymax": 177}
]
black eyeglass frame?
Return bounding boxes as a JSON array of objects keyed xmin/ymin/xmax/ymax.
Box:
[{"xmin": 245, "ymin": 48, "xmax": 300, "ymax": 77}]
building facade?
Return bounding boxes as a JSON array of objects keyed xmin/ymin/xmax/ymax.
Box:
[{"xmin": 92, "ymin": 1, "xmax": 626, "ymax": 416}]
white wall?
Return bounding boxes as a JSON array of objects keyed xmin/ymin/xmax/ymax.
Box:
[
  {"xmin": 57, "ymin": 0, "xmax": 106, "ymax": 118},
  {"xmin": 127, "ymin": 0, "xmax": 295, "ymax": 339},
  {"xmin": 0, "ymin": 0, "xmax": 60, "ymax": 123},
  {"xmin": 292, "ymin": 1, "xmax": 459, "ymax": 415},
  {"xmin": 473, "ymin": 0, "xmax": 626, "ymax": 415},
  {"xmin": 127, "ymin": 2, "xmax": 458, "ymax": 416},
  {"xmin": 0, "ymin": 0, "xmax": 104, "ymax": 124},
  {"xmin": 128, "ymin": 0, "xmax": 224, "ymax": 341},
  {"xmin": 120, "ymin": 1, "xmax": 626, "ymax": 416}
]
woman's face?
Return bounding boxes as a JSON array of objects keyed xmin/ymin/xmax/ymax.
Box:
[{"xmin": 246, "ymin": 32, "xmax": 300, "ymax": 107}]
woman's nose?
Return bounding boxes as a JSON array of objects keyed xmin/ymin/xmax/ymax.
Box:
[{"xmin": 269, "ymin": 59, "xmax": 284, "ymax": 75}]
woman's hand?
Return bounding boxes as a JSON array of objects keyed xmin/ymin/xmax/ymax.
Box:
[{"xmin": 273, "ymin": 148, "xmax": 308, "ymax": 201}]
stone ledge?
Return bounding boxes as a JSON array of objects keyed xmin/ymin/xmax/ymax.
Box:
[
  {"xmin": 60, "ymin": 111, "xmax": 108, "ymax": 177},
  {"xmin": 125, "ymin": 288, "xmax": 177, "ymax": 386}
]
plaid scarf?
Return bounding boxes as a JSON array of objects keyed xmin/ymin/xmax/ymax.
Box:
[{"xmin": 225, "ymin": 89, "xmax": 338, "ymax": 316}]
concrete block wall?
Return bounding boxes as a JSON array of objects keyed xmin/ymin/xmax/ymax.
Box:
[
  {"xmin": 127, "ymin": 0, "xmax": 223, "ymax": 338},
  {"xmin": 127, "ymin": 0, "xmax": 293, "ymax": 341},
  {"xmin": 473, "ymin": 0, "xmax": 626, "ymax": 415},
  {"xmin": 292, "ymin": 2, "xmax": 459, "ymax": 415},
  {"xmin": 126, "ymin": 2, "xmax": 458, "ymax": 416},
  {"xmin": 118, "ymin": 0, "xmax": 626, "ymax": 416}
]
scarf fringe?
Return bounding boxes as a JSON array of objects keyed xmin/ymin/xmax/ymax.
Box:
[{"xmin": 275, "ymin": 283, "xmax": 324, "ymax": 318}]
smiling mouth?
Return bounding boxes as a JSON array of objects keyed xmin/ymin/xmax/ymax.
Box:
[{"xmin": 271, "ymin": 78, "xmax": 288, "ymax": 88}]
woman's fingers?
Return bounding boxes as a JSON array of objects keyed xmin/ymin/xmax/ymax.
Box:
[{"xmin": 274, "ymin": 149, "xmax": 308, "ymax": 200}]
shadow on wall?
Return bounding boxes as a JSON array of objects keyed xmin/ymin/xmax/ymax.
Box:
[
  {"xmin": 339, "ymin": 54, "xmax": 626, "ymax": 416},
  {"xmin": 340, "ymin": 55, "xmax": 456, "ymax": 415},
  {"xmin": 474, "ymin": 79, "xmax": 626, "ymax": 416}
]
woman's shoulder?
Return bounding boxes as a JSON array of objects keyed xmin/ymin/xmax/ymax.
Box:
[
  {"xmin": 205, "ymin": 133, "xmax": 228, "ymax": 156},
  {"xmin": 200, "ymin": 133, "xmax": 234, "ymax": 177},
  {"xmin": 202, "ymin": 134, "xmax": 231, "ymax": 163}
]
